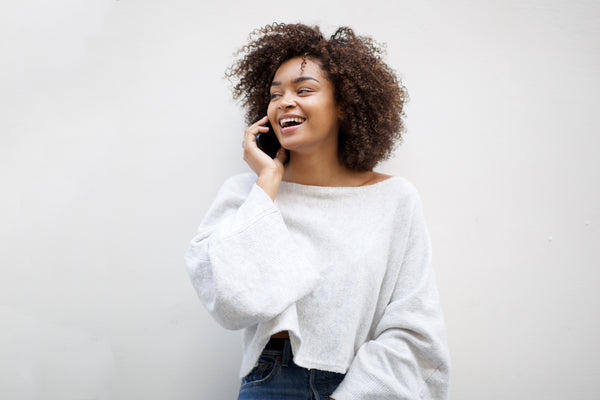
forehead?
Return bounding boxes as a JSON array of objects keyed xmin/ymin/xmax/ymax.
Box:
[{"xmin": 272, "ymin": 57, "xmax": 327, "ymax": 81}]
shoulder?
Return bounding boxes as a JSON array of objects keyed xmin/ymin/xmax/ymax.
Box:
[
  {"xmin": 375, "ymin": 176, "xmax": 426, "ymax": 223},
  {"xmin": 379, "ymin": 175, "xmax": 420, "ymax": 199},
  {"xmin": 218, "ymin": 172, "xmax": 258, "ymax": 196},
  {"xmin": 199, "ymin": 172, "xmax": 261, "ymax": 226},
  {"xmin": 203, "ymin": 172, "xmax": 260, "ymax": 213}
]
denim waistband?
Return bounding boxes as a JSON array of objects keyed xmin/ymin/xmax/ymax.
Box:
[{"xmin": 264, "ymin": 337, "xmax": 292, "ymax": 367}]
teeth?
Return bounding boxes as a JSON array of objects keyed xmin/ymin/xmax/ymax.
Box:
[{"xmin": 280, "ymin": 117, "xmax": 305, "ymax": 127}]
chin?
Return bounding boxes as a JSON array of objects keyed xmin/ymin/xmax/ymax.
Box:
[
  {"xmin": 279, "ymin": 139, "xmax": 301, "ymax": 151},
  {"xmin": 281, "ymin": 142, "xmax": 308, "ymax": 154}
]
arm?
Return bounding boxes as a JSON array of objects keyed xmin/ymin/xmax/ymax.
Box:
[
  {"xmin": 186, "ymin": 117, "xmax": 318, "ymax": 330},
  {"xmin": 331, "ymin": 200, "xmax": 450, "ymax": 400},
  {"xmin": 185, "ymin": 176, "xmax": 320, "ymax": 331}
]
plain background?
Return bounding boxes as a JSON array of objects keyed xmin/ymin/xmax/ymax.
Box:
[{"xmin": 2, "ymin": 0, "xmax": 599, "ymax": 399}]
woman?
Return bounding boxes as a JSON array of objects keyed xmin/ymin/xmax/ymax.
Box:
[{"xmin": 185, "ymin": 23, "xmax": 450, "ymax": 400}]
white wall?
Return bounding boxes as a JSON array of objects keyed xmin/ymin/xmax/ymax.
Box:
[{"xmin": 1, "ymin": 1, "xmax": 599, "ymax": 399}]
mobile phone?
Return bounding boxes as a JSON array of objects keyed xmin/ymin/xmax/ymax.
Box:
[{"xmin": 255, "ymin": 121, "xmax": 281, "ymax": 158}]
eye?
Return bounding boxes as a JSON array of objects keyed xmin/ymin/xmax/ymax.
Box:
[
  {"xmin": 298, "ymin": 88, "xmax": 313, "ymax": 95},
  {"xmin": 270, "ymin": 92, "xmax": 281, "ymax": 99}
]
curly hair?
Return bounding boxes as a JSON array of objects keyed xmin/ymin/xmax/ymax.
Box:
[{"xmin": 226, "ymin": 23, "xmax": 408, "ymax": 171}]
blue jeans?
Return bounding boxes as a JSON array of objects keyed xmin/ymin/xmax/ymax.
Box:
[{"xmin": 237, "ymin": 338, "xmax": 345, "ymax": 400}]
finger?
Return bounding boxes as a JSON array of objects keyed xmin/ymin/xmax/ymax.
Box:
[
  {"xmin": 245, "ymin": 116, "xmax": 270, "ymax": 143},
  {"xmin": 244, "ymin": 129, "xmax": 266, "ymax": 149},
  {"xmin": 275, "ymin": 147, "xmax": 287, "ymax": 164},
  {"xmin": 248, "ymin": 116, "xmax": 269, "ymax": 131}
]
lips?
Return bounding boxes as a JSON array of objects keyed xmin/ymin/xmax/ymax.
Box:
[
  {"xmin": 279, "ymin": 117, "xmax": 306, "ymax": 127},
  {"xmin": 278, "ymin": 114, "xmax": 306, "ymax": 134}
]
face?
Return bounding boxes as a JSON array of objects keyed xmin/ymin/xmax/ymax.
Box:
[{"xmin": 267, "ymin": 57, "xmax": 341, "ymax": 155}]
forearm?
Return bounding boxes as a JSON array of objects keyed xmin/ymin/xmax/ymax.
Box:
[{"xmin": 256, "ymin": 169, "xmax": 283, "ymax": 201}]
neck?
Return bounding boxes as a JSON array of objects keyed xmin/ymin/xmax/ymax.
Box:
[
  {"xmin": 283, "ymin": 151, "xmax": 377, "ymax": 187},
  {"xmin": 283, "ymin": 150, "xmax": 348, "ymax": 186}
]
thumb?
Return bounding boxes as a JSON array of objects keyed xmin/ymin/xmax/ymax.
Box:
[{"xmin": 274, "ymin": 147, "xmax": 288, "ymax": 165}]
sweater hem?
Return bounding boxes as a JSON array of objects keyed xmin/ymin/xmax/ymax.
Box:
[{"xmin": 291, "ymin": 356, "xmax": 349, "ymax": 375}]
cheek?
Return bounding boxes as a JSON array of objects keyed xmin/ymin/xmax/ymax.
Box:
[
  {"xmin": 267, "ymin": 103, "xmax": 276, "ymax": 120},
  {"xmin": 267, "ymin": 104, "xmax": 280, "ymax": 134}
]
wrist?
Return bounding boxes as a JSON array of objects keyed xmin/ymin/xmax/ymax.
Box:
[{"xmin": 256, "ymin": 169, "xmax": 283, "ymax": 201}]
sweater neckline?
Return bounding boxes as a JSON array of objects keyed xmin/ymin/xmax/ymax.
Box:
[{"xmin": 279, "ymin": 176, "xmax": 400, "ymax": 194}]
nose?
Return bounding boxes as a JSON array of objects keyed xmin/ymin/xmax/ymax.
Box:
[{"xmin": 279, "ymin": 92, "xmax": 296, "ymax": 109}]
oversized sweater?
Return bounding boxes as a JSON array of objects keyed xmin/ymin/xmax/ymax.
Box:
[{"xmin": 185, "ymin": 172, "xmax": 450, "ymax": 399}]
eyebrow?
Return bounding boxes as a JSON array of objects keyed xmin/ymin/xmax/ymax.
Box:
[{"xmin": 271, "ymin": 76, "xmax": 320, "ymax": 87}]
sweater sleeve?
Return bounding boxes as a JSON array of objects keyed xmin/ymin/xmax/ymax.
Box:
[
  {"xmin": 185, "ymin": 175, "xmax": 321, "ymax": 331},
  {"xmin": 331, "ymin": 198, "xmax": 450, "ymax": 400}
]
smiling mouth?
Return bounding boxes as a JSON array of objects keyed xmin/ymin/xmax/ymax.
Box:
[{"xmin": 279, "ymin": 117, "xmax": 306, "ymax": 128}]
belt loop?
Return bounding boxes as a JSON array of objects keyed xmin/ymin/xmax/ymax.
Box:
[{"xmin": 281, "ymin": 338, "xmax": 291, "ymax": 367}]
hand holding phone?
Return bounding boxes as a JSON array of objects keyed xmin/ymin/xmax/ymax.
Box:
[
  {"xmin": 244, "ymin": 117, "xmax": 285, "ymax": 201},
  {"xmin": 255, "ymin": 121, "xmax": 281, "ymax": 158}
]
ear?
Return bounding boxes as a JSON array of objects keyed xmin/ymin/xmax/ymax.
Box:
[{"xmin": 337, "ymin": 106, "xmax": 344, "ymax": 121}]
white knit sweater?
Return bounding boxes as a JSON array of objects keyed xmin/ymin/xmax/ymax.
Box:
[{"xmin": 185, "ymin": 172, "xmax": 450, "ymax": 399}]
